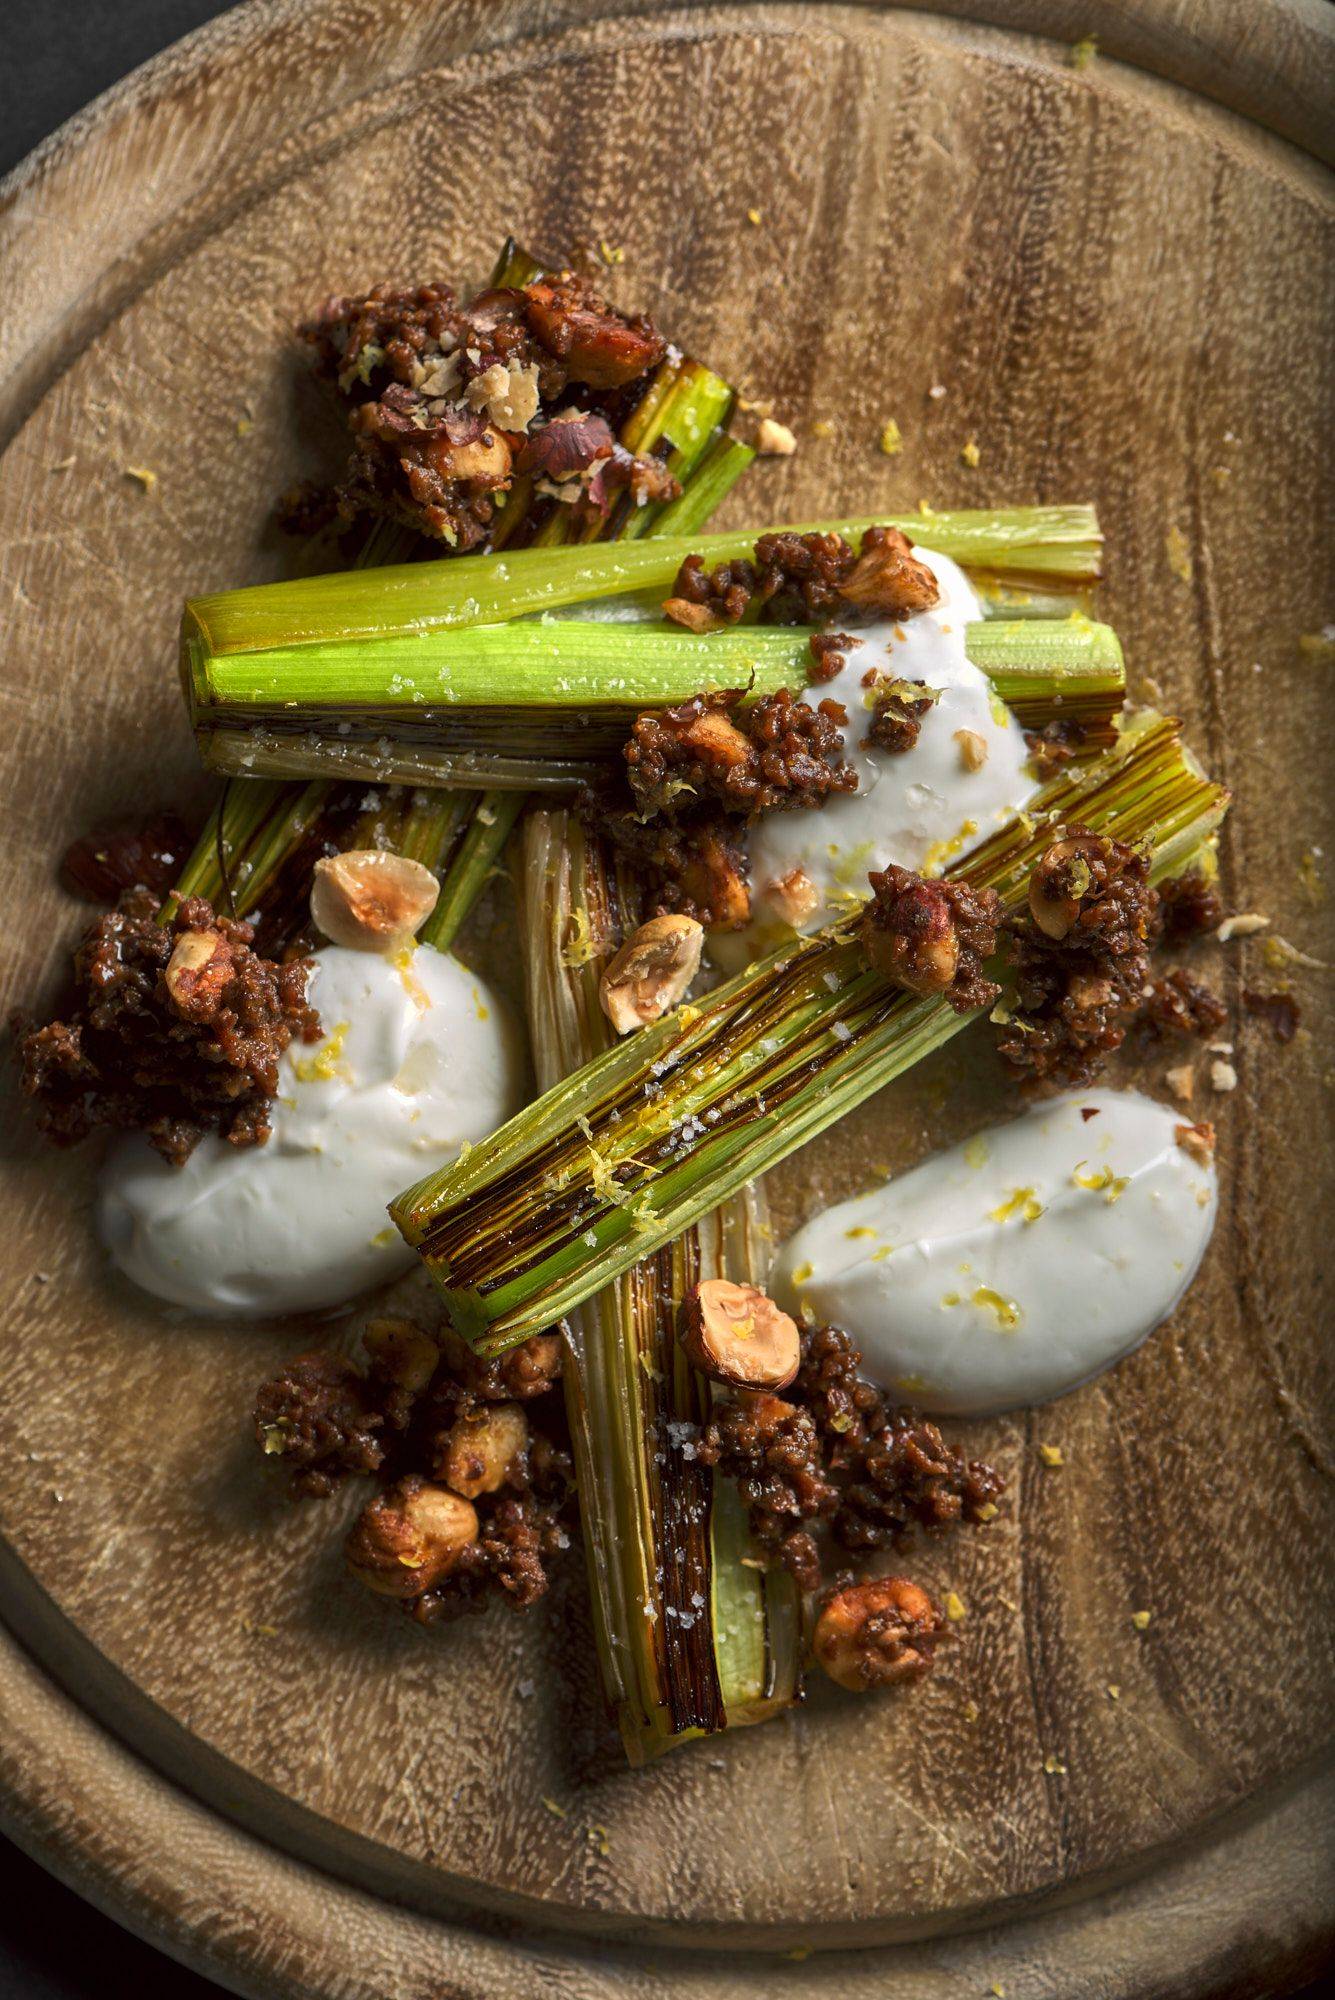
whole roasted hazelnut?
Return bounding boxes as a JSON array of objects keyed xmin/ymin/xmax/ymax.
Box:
[
  {"xmin": 362, "ymin": 1317, "xmax": 439, "ymax": 1396},
  {"xmin": 678, "ymin": 1279, "xmax": 801, "ymax": 1391},
  {"xmin": 435, "ymin": 1402, "xmax": 529, "ymax": 1499},
  {"xmin": 861, "ymin": 876, "xmax": 960, "ymax": 997},
  {"xmin": 310, "ymin": 849, "xmax": 439, "ymax": 952},
  {"xmin": 813, "ymin": 1575, "xmax": 946, "ymax": 1692},
  {"xmin": 344, "ymin": 1476, "xmax": 477, "ymax": 1598},
  {"xmin": 163, "ymin": 929, "xmax": 231, "ymax": 1013},
  {"xmin": 599, "ymin": 913, "xmax": 704, "ymax": 1035}
]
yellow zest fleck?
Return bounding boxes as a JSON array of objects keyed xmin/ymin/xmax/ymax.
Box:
[
  {"xmin": 991, "ymin": 1985, "xmax": 1007, "ymax": 1999},
  {"xmin": 973, "ymin": 1286, "xmax": 1021, "ymax": 1330},
  {"xmin": 871, "ymin": 1244, "xmax": 895, "ymax": 1262},
  {"xmin": 541, "ymin": 1796, "xmax": 567, "ymax": 1819},
  {"xmin": 1073, "ymin": 1163, "xmax": 1130, "ymax": 1202},
  {"xmin": 944, "ymin": 1590, "xmax": 967, "ymax": 1622},
  {"xmin": 1131, "ymin": 1609, "xmax": 1152, "ymax": 1630},
  {"xmin": 746, "ymin": 207, "xmax": 762, "ymax": 226},
  {"xmin": 963, "ymin": 1699, "xmax": 980, "ymax": 1724},
  {"xmin": 1069, "ymin": 34, "xmax": 1097, "ymax": 68},
  {"xmin": 1297, "ymin": 628, "xmax": 1335, "ymax": 665},
  {"xmin": 1042, "ymin": 1753, "xmax": 1067, "ymax": 1775},
  {"xmin": 941, "ymin": 1291, "xmax": 962, "ymax": 1309},
  {"xmin": 598, "ymin": 239, "xmax": 624, "ymax": 266},
  {"xmin": 961, "ymin": 437, "xmax": 981, "ymax": 468},
  {"xmin": 392, "ymin": 944, "xmax": 430, "ymax": 1011},
  {"xmin": 989, "ymin": 1186, "xmax": 1045, "ymax": 1225},
  {"xmin": 976, "ymin": 1501, "xmax": 999, "ymax": 1522},
  {"xmin": 845, "ymin": 1224, "xmax": 878, "ymax": 1241},
  {"xmin": 1298, "ymin": 849, "xmax": 1325, "ymax": 903},
  {"xmin": 1165, "ymin": 523, "xmax": 1193, "ymax": 584},
  {"xmin": 1038, "ymin": 1442, "xmax": 1064, "ymax": 1467},
  {"xmin": 791, "ymin": 1261, "xmax": 814, "ymax": 1285},
  {"xmin": 370, "ymin": 1227, "xmax": 396, "ymax": 1248},
  {"xmin": 810, "ymin": 418, "xmax": 834, "ymax": 439},
  {"xmin": 676, "ymin": 1002, "xmax": 701, "ymax": 1027},
  {"xmin": 562, "ymin": 905, "xmax": 599, "ymax": 966},
  {"xmin": 878, "ymin": 419, "xmax": 903, "ymax": 457},
  {"xmin": 585, "ymin": 1821, "xmax": 611, "ymax": 1856},
  {"xmin": 1107, "ymin": 1683, "xmax": 1121, "ymax": 1700},
  {"xmin": 124, "ymin": 465, "xmax": 158, "ymax": 494},
  {"xmin": 472, "ymin": 984, "xmax": 491, "ymax": 1022},
  {"xmin": 964, "ymin": 1134, "xmax": 991, "ymax": 1170},
  {"xmin": 236, "ymin": 414, "xmax": 254, "ymax": 438},
  {"xmin": 292, "ymin": 1020, "xmax": 351, "ymax": 1083},
  {"xmin": 787, "ymin": 1947, "xmax": 812, "ymax": 1962}
]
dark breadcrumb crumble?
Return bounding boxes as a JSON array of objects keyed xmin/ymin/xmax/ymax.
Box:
[
  {"xmin": 11, "ymin": 892, "xmax": 320, "ymax": 1166},
  {"xmin": 299, "ymin": 271, "xmax": 675, "ymax": 550},
  {"xmin": 253, "ymin": 1326, "xmax": 575, "ymax": 1619},
  {"xmin": 663, "ymin": 526, "xmax": 939, "ymax": 631}
]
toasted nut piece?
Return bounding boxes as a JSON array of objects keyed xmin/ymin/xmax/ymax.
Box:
[
  {"xmin": 163, "ymin": 929, "xmax": 229, "ymax": 1012},
  {"xmin": 310, "ymin": 849, "xmax": 439, "ymax": 952},
  {"xmin": 344, "ymin": 1476, "xmax": 477, "ymax": 1598},
  {"xmin": 813, "ymin": 1576, "xmax": 947, "ymax": 1692},
  {"xmin": 1165, "ymin": 1063, "xmax": 1195, "ymax": 1102},
  {"xmin": 766, "ymin": 866, "xmax": 822, "ymax": 929},
  {"xmin": 682, "ymin": 708, "xmax": 753, "ymax": 767},
  {"xmin": 436, "ymin": 1402, "xmax": 529, "ymax": 1499},
  {"xmin": 756, "ymin": 416, "xmax": 797, "ymax": 456},
  {"xmin": 599, "ymin": 913, "xmax": 704, "ymax": 1035},
  {"xmin": 362, "ymin": 1317, "xmax": 438, "ymax": 1395},
  {"xmin": 679, "ymin": 1278, "xmax": 801, "ymax": 1390},
  {"xmin": 954, "ymin": 727, "xmax": 989, "ymax": 772},
  {"xmin": 1175, "ymin": 1120, "xmax": 1216, "ymax": 1166},
  {"xmin": 863, "ymin": 882, "xmax": 960, "ymax": 996},
  {"xmin": 661, "ymin": 597, "xmax": 727, "ymax": 635},
  {"xmin": 1028, "ymin": 835, "xmax": 1101, "ymax": 941},
  {"xmin": 1066, "ymin": 971, "xmax": 1114, "ymax": 1011}
]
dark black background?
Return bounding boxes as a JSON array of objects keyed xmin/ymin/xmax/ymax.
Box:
[
  {"xmin": 1, "ymin": 9, "xmax": 238, "ymax": 1988},
  {"xmin": 0, "ymin": 7, "xmax": 1328, "ymax": 1999}
]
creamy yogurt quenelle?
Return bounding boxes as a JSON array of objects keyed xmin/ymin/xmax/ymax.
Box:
[
  {"xmin": 98, "ymin": 945, "xmax": 524, "ymax": 1317},
  {"xmin": 772, "ymin": 1091, "xmax": 1217, "ymax": 1416},
  {"xmin": 712, "ymin": 546, "xmax": 1036, "ymax": 970}
]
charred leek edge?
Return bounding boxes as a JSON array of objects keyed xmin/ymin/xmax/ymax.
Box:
[
  {"xmin": 181, "ymin": 505, "xmax": 1101, "ymax": 663},
  {"xmin": 524, "ymin": 811, "xmax": 800, "ymax": 1762},
  {"xmin": 392, "ymin": 712, "xmax": 1230, "ymax": 1352},
  {"xmin": 185, "ymin": 618, "xmax": 1125, "ymax": 791},
  {"xmin": 160, "ymin": 777, "xmax": 505, "ymax": 958}
]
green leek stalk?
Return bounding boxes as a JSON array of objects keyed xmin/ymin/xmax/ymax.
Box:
[
  {"xmin": 160, "ymin": 777, "xmax": 516, "ymax": 959},
  {"xmin": 523, "ymin": 810, "xmax": 800, "ymax": 1762},
  {"xmin": 392, "ymin": 713, "xmax": 1230, "ymax": 1353},
  {"xmin": 184, "ymin": 614, "xmax": 1125, "ymax": 790}
]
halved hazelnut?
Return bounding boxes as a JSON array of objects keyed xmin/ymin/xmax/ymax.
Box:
[
  {"xmin": 954, "ymin": 728, "xmax": 989, "ymax": 772},
  {"xmin": 678, "ymin": 1278, "xmax": 800, "ymax": 1390},
  {"xmin": 813, "ymin": 1575, "xmax": 946, "ymax": 1692},
  {"xmin": 599, "ymin": 913, "xmax": 704, "ymax": 1035},
  {"xmin": 1028, "ymin": 835, "xmax": 1100, "ymax": 941},
  {"xmin": 766, "ymin": 866, "xmax": 822, "ymax": 929},
  {"xmin": 163, "ymin": 929, "xmax": 229, "ymax": 1012},
  {"xmin": 435, "ymin": 1402, "xmax": 528, "ymax": 1499},
  {"xmin": 310, "ymin": 849, "xmax": 439, "ymax": 952},
  {"xmin": 344, "ymin": 1476, "xmax": 478, "ymax": 1598}
]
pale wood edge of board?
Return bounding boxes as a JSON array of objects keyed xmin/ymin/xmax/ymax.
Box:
[{"xmin": 1, "ymin": 1610, "xmax": 1332, "ymax": 2000}]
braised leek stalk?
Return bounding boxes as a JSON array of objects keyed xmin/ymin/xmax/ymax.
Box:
[
  {"xmin": 523, "ymin": 811, "xmax": 800, "ymax": 1761},
  {"xmin": 185, "ymin": 614, "xmax": 1124, "ymax": 789},
  {"xmin": 392, "ymin": 713, "xmax": 1230, "ymax": 1352},
  {"xmin": 160, "ymin": 776, "xmax": 514, "ymax": 957}
]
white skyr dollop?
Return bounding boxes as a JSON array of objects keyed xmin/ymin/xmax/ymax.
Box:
[
  {"xmin": 711, "ymin": 545, "xmax": 1036, "ymax": 970},
  {"xmin": 97, "ymin": 945, "xmax": 524, "ymax": 1317},
  {"xmin": 771, "ymin": 1090, "xmax": 1217, "ymax": 1415}
]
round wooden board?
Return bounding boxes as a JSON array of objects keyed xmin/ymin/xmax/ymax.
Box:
[{"xmin": 1, "ymin": 2, "xmax": 1332, "ymax": 1995}]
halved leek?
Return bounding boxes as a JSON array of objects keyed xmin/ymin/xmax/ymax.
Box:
[
  {"xmin": 523, "ymin": 810, "xmax": 800, "ymax": 1762},
  {"xmin": 185, "ymin": 614, "xmax": 1125, "ymax": 789},
  {"xmin": 392, "ymin": 713, "xmax": 1230, "ymax": 1353}
]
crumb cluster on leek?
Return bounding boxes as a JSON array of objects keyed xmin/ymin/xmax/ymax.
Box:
[
  {"xmin": 522, "ymin": 810, "xmax": 799, "ymax": 1761},
  {"xmin": 180, "ymin": 508, "xmax": 1112, "ymax": 789},
  {"xmin": 390, "ymin": 713, "xmax": 1230, "ymax": 1354}
]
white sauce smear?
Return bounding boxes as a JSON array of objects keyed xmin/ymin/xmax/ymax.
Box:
[
  {"xmin": 712, "ymin": 546, "xmax": 1036, "ymax": 970},
  {"xmin": 98, "ymin": 945, "xmax": 524, "ymax": 1318},
  {"xmin": 771, "ymin": 1090, "xmax": 1217, "ymax": 1415}
]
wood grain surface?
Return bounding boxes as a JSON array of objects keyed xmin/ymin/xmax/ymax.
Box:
[{"xmin": 0, "ymin": 1, "xmax": 1332, "ymax": 1994}]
